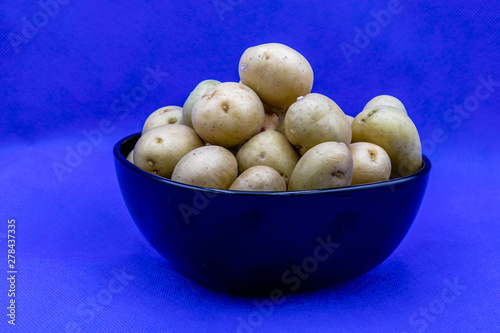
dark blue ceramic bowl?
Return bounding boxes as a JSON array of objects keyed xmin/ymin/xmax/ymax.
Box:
[{"xmin": 114, "ymin": 133, "xmax": 431, "ymax": 294}]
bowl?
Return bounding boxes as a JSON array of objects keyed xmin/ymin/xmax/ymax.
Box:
[{"xmin": 114, "ymin": 133, "xmax": 431, "ymax": 294}]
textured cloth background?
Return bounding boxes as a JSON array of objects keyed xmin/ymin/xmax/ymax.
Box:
[{"xmin": 1, "ymin": 0, "xmax": 499, "ymax": 332}]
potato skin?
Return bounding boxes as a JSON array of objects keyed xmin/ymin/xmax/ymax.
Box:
[
  {"xmin": 363, "ymin": 95, "xmax": 407, "ymax": 114},
  {"xmin": 171, "ymin": 145, "xmax": 238, "ymax": 190},
  {"xmin": 126, "ymin": 149, "xmax": 134, "ymax": 163},
  {"xmin": 192, "ymin": 82, "xmax": 265, "ymax": 148},
  {"xmin": 288, "ymin": 142, "xmax": 353, "ymax": 191},
  {"xmin": 142, "ymin": 106, "xmax": 184, "ymax": 133},
  {"xmin": 239, "ymin": 43, "xmax": 314, "ymax": 110},
  {"xmin": 351, "ymin": 106, "xmax": 422, "ymax": 177},
  {"xmin": 133, "ymin": 124, "xmax": 204, "ymax": 178},
  {"xmin": 263, "ymin": 103, "xmax": 286, "ymax": 134},
  {"xmin": 229, "ymin": 166, "xmax": 286, "ymax": 192},
  {"xmin": 345, "ymin": 114, "xmax": 355, "ymax": 127},
  {"xmin": 348, "ymin": 142, "xmax": 391, "ymax": 185},
  {"xmin": 236, "ymin": 130, "xmax": 299, "ymax": 185},
  {"xmin": 183, "ymin": 79, "xmax": 221, "ymax": 128},
  {"xmin": 284, "ymin": 93, "xmax": 352, "ymax": 155}
]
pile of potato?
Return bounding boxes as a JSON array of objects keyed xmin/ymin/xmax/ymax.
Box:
[{"xmin": 128, "ymin": 43, "xmax": 422, "ymax": 192}]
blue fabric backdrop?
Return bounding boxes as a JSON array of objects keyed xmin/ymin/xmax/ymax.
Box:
[{"xmin": 1, "ymin": 0, "xmax": 499, "ymax": 332}]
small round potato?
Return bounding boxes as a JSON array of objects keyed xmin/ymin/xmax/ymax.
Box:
[
  {"xmin": 262, "ymin": 112, "xmax": 280, "ymax": 132},
  {"xmin": 133, "ymin": 124, "xmax": 204, "ymax": 178},
  {"xmin": 239, "ymin": 43, "xmax": 314, "ymax": 110},
  {"xmin": 263, "ymin": 104, "xmax": 286, "ymax": 134},
  {"xmin": 229, "ymin": 166, "xmax": 286, "ymax": 192},
  {"xmin": 288, "ymin": 142, "xmax": 353, "ymax": 191},
  {"xmin": 192, "ymin": 82, "xmax": 265, "ymax": 147},
  {"xmin": 351, "ymin": 106, "xmax": 422, "ymax": 177},
  {"xmin": 183, "ymin": 79, "xmax": 221, "ymax": 128},
  {"xmin": 348, "ymin": 142, "xmax": 391, "ymax": 185},
  {"xmin": 345, "ymin": 114, "xmax": 355, "ymax": 127},
  {"xmin": 172, "ymin": 145, "xmax": 238, "ymax": 190},
  {"xmin": 126, "ymin": 149, "xmax": 134, "ymax": 164},
  {"xmin": 236, "ymin": 130, "xmax": 299, "ymax": 185},
  {"xmin": 142, "ymin": 106, "xmax": 184, "ymax": 133},
  {"xmin": 284, "ymin": 93, "xmax": 352, "ymax": 155},
  {"xmin": 363, "ymin": 95, "xmax": 407, "ymax": 114}
]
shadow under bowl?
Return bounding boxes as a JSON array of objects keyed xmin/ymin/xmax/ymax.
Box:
[{"xmin": 114, "ymin": 133, "xmax": 431, "ymax": 295}]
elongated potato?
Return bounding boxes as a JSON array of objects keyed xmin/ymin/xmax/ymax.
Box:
[
  {"xmin": 351, "ymin": 106, "xmax": 422, "ymax": 177},
  {"xmin": 171, "ymin": 145, "xmax": 238, "ymax": 190},
  {"xmin": 284, "ymin": 93, "xmax": 352, "ymax": 154},
  {"xmin": 288, "ymin": 142, "xmax": 353, "ymax": 191},
  {"xmin": 134, "ymin": 124, "xmax": 204, "ymax": 178},
  {"xmin": 239, "ymin": 43, "xmax": 314, "ymax": 110},
  {"xmin": 349, "ymin": 142, "xmax": 391, "ymax": 185},
  {"xmin": 229, "ymin": 166, "xmax": 286, "ymax": 191}
]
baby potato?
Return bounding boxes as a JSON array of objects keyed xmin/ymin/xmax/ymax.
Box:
[
  {"xmin": 345, "ymin": 114, "xmax": 355, "ymax": 127},
  {"xmin": 262, "ymin": 112, "xmax": 280, "ymax": 132},
  {"xmin": 351, "ymin": 106, "xmax": 422, "ymax": 177},
  {"xmin": 348, "ymin": 142, "xmax": 391, "ymax": 185},
  {"xmin": 192, "ymin": 82, "xmax": 265, "ymax": 148},
  {"xmin": 263, "ymin": 104, "xmax": 286, "ymax": 134},
  {"xmin": 126, "ymin": 149, "xmax": 134, "ymax": 164},
  {"xmin": 171, "ymin": 145, "xmax": 238, "ymax": 190},
  {"xmin": 183, "ymin": 79, "xmax": 221, "ymax": 128},
  {"xmin": 236, "ymin": 130, "xmax": 299, "ymax": 185},
  {"xmin": 133, "ymin": 124, "xmax": 204, "ymax": 178},
  {"xmin": 284, "ymin": 93, "xmax": 352, "ymax": 155},
  {"xmin": 288, "ymin": 142, "xmax": 353, "ymax": 191},
  {"xmin": 229, "ymin": 166, "xmax": 286, "ymax": 192},
  {"xmin": 239, "ymin": 43, "xmax": 314, "ymax": 110},
  {"xmin": 363, "ymin": 95, "xmax": 407, "ymax": 114},
  {"xmin": 142, "ymin": 106, "xmax": 184, "ymax": 133}
]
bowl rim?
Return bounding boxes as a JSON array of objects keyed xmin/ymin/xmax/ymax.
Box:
[{"xmin": 114, "ymin": 132, "xmax": 431, "ymax": 197}]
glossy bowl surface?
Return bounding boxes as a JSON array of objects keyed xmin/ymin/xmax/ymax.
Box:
[{"xmin": 114, "ymin": 133, "xmax": 431, "ymax": 294}]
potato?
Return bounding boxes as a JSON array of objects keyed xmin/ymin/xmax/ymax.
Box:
[
  {"xmin": 171, "ymin": 145, "xmax": 238, "ymax": 190},
  {"xmin": 351, "ymin": 106, "xmax": 422, "ymax": 177},
  {"xmin": 239, "ymin": 43, "xmax": 314, "ymax": 110},
  {"xmin": 262, "ymin": 112, "xmax": 280, "ymax": 132},
  {"xmin": 284, "ymin": 93, "xmax": 352, "ymax": 155},
  {"xmin": 126, "ymin": 149, "xmax": 134, "ymax": 163},
  {"xmin": 263, "ymin": 104, "xmax": 286, "ymax": 134},
  {"xmin": 288, "ymin": 142, "xmax": 353, "ymax": 191},
  {"xmin": 133, "ymin": 124, "xmax": 204, "ymax": 178},
  {"xmin": 229, "ymin": 166, "xmax": 286, "ymax": 192},
  {"xmin": 363, "ymin": 95, "xmax": 407, "ymax": 114},
  {"xmin": 142, "ymin": 106, "xmax": 183, "ymax": 133},
  {"xmin": 192, "ymin": 82, "xmax": 265, "ymax": 147},
  {"xmin": 348, "ymin": 142, "xmax": 391, "ymax": 185},
  {"xmin": 183, "ymin": 79, "xmax": 221, "ymax": 128},
  {"xmin": 236, "ymin": 130, "xmax": 299, "ymax": 185},
  {"xmin": 345, "ymin": 114, "xmax": 355, "ymax": 127}
]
